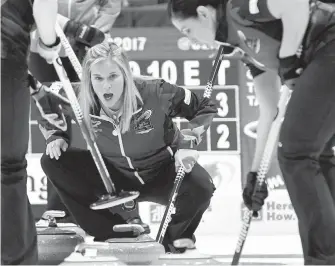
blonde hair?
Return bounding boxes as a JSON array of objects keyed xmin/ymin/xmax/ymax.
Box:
[{"xmin": 79, "ymin": 39, "xmax": 143, "ymax": 137}]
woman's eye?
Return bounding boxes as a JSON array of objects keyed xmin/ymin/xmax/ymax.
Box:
[
  {"xmin": 109, "ymin": 74, "xmax": 117, "ymax": 80},
  {"xmin": 94, "ymin": 77, "xmax": 103, "ymax": 81}
]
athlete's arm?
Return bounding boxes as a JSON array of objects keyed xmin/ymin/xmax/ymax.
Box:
[
  {"xmin": 267, "ymin": 0, "xmax": 310, "ymax": 58},
  {"xmin": 93, "ymin": 0, "xmax": 122, "ymax": 33},
  {"xmin": 57, "ymin": 14, "xmax": 106, "ymax": 47},
  {"xmin": 33, "ymin": 0, "xmax": 58, "ymax": 46},
  {"xmin": 250, "ymin": 70, "xmax": 280, "ymax": 172}
]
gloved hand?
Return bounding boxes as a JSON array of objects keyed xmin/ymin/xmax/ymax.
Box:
[
  {"xmin": 64, "ymin": 20, "xmax": 105, "ymax": 47},
  {"xmin": 242, "ymin": 172, "xmax": 268, "ymax": 217},
  {"xmin": 28, "ymin": 74, "xmax": 68, "ymax": 131},
  {"xmin": 174, "ymin": 149, "xmax": 199, "ymax": 173},
  {"xmin": 278, "ymin": 55, "xmax": 304, "ymax": 89},
  {"xmin": 36, "ymin": 37, "xmax": 61, "ymax": 64},
  {"xmin": 179, "ymin": 127, "xmax": 205, "ymax": 149}
]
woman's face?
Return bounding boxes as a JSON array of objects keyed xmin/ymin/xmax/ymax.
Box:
[
  {"xmin": 171, "ymin": 7, "xmax": 217, "ymax": 46},
  {"xmin": 90, "ymin": 59, "xmax": 125, "ymax": 110}
]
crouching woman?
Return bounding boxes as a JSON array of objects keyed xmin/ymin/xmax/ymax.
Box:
[{"xmin": 39, "ymin": 39, "xmax": 216, "ymax": 253}]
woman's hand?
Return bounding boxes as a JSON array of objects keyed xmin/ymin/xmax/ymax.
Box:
[
  {"xmin": 46, "ymin": 139, "xmax": 68, "ymax": 160},
  {"xmin": 174, "ymin": 149, "xmax": 199, "ymax": 173}
]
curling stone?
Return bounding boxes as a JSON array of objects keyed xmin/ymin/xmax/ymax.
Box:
[
  {"xmin": 68, "ymin": 224, "xmax": 165, "ymax": 265},
  {"xmin": 37, "ymin": 210, "xmax": 86, "ymax": 265},
  {"xmin": 155, "ymin": 238, "xmax": 221, "ymax": 265},
  {"xmin": 60, "ymin": 247, "xmax": 126, "ymax": 266},
  {"xmin": 36, "ymin": 210, "xmax": 86, "ymax": 237}
]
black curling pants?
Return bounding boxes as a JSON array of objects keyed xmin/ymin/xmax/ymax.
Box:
[
  {"xmin": 278, "ymin": 40, "xmax": 335, "ymax": 265},
  {"xmin": 1, "ymin": 56, "xmax": 38, "ymax": 265},
  {"xmin": 40, "ymin": 147, "xmax": 215, "ymax": 250}
]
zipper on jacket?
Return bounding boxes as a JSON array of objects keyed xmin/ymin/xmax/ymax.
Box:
[
  {"xmin": 90, "ymin": 113, "xmax": 145, "ymax": 185},
  {"xmin": 115, "ymin": 127, "xmax": 145, "ymax": 185}
]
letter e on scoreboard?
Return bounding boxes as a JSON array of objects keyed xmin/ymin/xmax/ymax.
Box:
[{"xmin": 184, "ymin": 60, "xmax": 200, "ymax": 86}]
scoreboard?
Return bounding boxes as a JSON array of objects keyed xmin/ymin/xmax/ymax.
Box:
[{"xmin": 128, "ymin": 59, "xmax": 232, "ymax": 86}]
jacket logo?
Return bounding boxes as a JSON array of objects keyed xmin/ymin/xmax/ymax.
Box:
[
  {"xmin": 133, "ymin": 109, "xmax": 154, "ymax": 134},
  {"xmin": 92, "ymin": 120, "xmax": 102, "ymax": 133},
  {"xmin": 237, "ymin": 30, "xmax": 260, "ymax": 54}
]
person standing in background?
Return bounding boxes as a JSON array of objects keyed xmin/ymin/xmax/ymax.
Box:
[{"xmin": 1, "ymin": 0, "xmax": 67, "ymax": 263}]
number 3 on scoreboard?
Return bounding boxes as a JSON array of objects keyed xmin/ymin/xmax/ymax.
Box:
[
  {"xmin": 216, "ymin": 92, "xmax": 229, "ymax": 117},
  {"xmin": 216, "ymin": 124, "xmax": 230, "ymax": 149}
]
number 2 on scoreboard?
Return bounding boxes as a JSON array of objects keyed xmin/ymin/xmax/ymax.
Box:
[{"xmin": 216, "ymin": 124, "xmax": 230, "ymax": 149}]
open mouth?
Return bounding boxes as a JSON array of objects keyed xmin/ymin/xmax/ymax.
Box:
[{"xmin": 103, "ymin": 93, "xmax": 114, "ymax": 101}]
